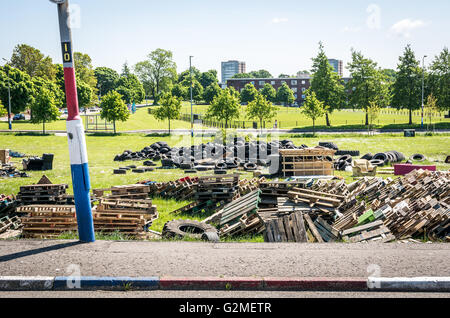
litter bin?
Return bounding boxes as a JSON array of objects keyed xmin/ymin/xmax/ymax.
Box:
[{"xmin": 404, "ymin": 129, "xmax": 415, "ymax": 137}]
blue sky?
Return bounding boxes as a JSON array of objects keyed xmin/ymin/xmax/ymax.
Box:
[{"xmin": 0, "ymin": 0, "xmax": 448, "ymax": 78}]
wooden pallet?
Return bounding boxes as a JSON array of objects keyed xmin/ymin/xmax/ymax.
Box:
[
  {"xmin": 264, "ymin": 211, "xmax": 308, "ymax": 243},
  {"xmin": 288, "ymin": 187, "xmax": 344, "ymax": 209}
]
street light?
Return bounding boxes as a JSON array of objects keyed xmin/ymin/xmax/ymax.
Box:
[
  {"xmin": 2, "ymin": 58, "xmax": 12, "ymax": 130},
  {"xmin": 421, "ymin": 55, "xmax": 427, "ymax": 129},
  {"xmin": 189, "ymin": 56, "xmax": 194, "ymax": 138}
]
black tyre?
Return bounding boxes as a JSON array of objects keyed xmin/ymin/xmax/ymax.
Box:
[
  {"xmin": 214, "ymin": 169, "xmax": 227, "ymax": 175},
  {"xmin": 162, "ymin": 219, "xmax": 218, "ymax": 240},
  {"xmin": 215, "ymin": 162, "xmax": 227, "ymax": 170},
  {"xmin": 244, "ymin": 162, "xmax": 257, "ymax": 171},
  {"xmin": 361, "ymin": 153, "xmax": 373, "ymax": 160},
  {"xmin": 336, "ymin": 150, "xmax": 360, "ymax": 156},
  {"xmin": 373, "ymin": 153, "xmax": 388, "ymax": 164},
  {"xmin": 113, "ymin": 169, "xmax": 126, "ymax": 175},
  {"xmin": 338, "ymin": 155, "xmax": 353, "ymax": 163},
  {"xmin": 410, "ymin": 154, "xmax": 426, "ymax": 162},
  {"xmin": 319, "ymin": 142, "xmax": 339, "ymax": 150},
  {"xmin": 370, "ymin": 159, "xmax": 385, "ymax": 167}
]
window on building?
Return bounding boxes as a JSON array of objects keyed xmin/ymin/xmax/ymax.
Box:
[
  {"xmin": 302, "ymin": 80, "xmax": 306, "ymax": 84},
  {"xmin": 301, "ymin": 95, "xmax": 306, "ymax": 99},
  {"xmin": 251, "ymin": 81, "xmax": 255, "ymax": 85},
  {"xmin": 291, "ymin": 80, "xmax": 297, "ymax": 85},
  {"xmin": 292, "ymin": 87, "xmax": 298, "ymax": 93},
  {"xmin": 294, "ymin": 94, "xmax": 298, "ymax": 99},
  {"xmin": 301, "ymin": 87, "xmax": 306, "ymax": 92},
  {"xmin": 271, "ymin": 81, "xmax": 276, "ymax": 85},
  {"xmin": 259, "ymin": 81, "xmax": 265, "ymax": 86}
]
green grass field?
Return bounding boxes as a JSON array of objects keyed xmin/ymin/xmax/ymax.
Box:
[
  {"xmin": 2, "ymin": 103, "xmax": 449, "ymax": 132},
  {"xmin": 1, "ymin": 132, "xmax": 449, "ymax": 237}
]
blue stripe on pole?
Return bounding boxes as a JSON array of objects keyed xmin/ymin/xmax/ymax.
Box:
[
  {"xmin": 53, "ymin": 277, "xmax": 160, "ymax": 290},
  {"xmin": 71, "ymin": 163, "xmax": 95, "ymax": 242}
]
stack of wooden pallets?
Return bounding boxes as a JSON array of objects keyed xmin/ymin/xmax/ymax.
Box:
[
  {"xmin": 19, "ymin": 198, "xmax": 158, "ymax": 238},
  {"xmin": 93, "ymin": 184, "xmax": 150, "ymax": 200},
  {"xmin": 287, "ymin": 187, "xmax": 344, "ymax": 214},
  {"xmin": 145, "ymin": 177, "xmax": 199, "ymax": 201},
  {"xmin": 195, "ymin": 174, "xmax": 240, "ymax": 203},
  {"xmin": 279, "ymin": 148, "xmax": 335, "ymax": 177},
  {"xmin": 17, "ymin": 183, "xmax": 69, "ymax": 205}
]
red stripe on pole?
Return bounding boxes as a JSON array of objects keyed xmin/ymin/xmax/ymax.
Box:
[{"xmin": 63, "ymin": 67, "xmax": 80, "ymax": 121}]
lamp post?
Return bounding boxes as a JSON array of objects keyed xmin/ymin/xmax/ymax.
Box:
[
  {"xmin": 2, "ymin": 58, "xmax": 12, "ymax": 130},
  {"xmin": 50, "ymin": 0, "xmax": 95, "ymax": 242},
  {"xmin": 421, "ymin": 55, "xmax": 427, "ymax": 129},
  {"xmin": 189, "ymin": 56, "xmax": 194, "ymax": 138}
]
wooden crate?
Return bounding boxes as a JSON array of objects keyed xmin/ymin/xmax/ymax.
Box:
[{"xmin": 279, "ymin": 148, "xmax": 335, "ymax": 177}]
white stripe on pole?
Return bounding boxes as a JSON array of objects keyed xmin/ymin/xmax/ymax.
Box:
[{"xmin": 67, "ymin": 119, "xmax": 89, "ymax": 165}]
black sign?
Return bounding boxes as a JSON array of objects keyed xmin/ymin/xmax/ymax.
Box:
[{"xmin": 61, "ymin": 41, "xmax": 72, "ymax": 63}]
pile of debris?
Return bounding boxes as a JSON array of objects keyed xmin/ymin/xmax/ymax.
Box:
[
  {"xmin": 195, "ymin": 174, "xmax": 240, "ymax": 203},
  {"xmin": 139, "ymin": 177, "xmax": 199, "ymax": 201},
  {"xmin": 0, "ymin": 164, "xmax": 29, "ymax": 178}
]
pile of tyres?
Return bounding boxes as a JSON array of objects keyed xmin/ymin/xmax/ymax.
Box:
[
  {"xmin": 334, "ymin": 151, "xmax": 406, "ymax": 171},
  {"xmin": 114, "ymin": 139, "xmax": 308, "ymax": 172}
]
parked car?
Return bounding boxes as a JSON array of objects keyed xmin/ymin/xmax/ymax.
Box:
[{"xmin": 13, "ymin": 114, "xmax": 25, "ymax": 121}]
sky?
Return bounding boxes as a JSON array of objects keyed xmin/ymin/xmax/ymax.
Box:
[{"xmin": 0, "ymin": 0, "xmax": 449, "ymax": 79}]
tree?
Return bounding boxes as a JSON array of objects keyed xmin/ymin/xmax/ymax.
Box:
[
  {"xmin": 32, "ymin": 77, "xmax": 65, "ymax": 110},
  {"xmin": 391, "ymin": 45, "xmax": 422, "ymax": 125},
  {"xmin": 302, "ymin": 90, "xmax": 324, "ymax": 133},
  {"xmin": 429, "ymin": 47, "xmax": 450, "ymax": 115},
  {"xmin": 9, "ymin": 44, "xmax": 56, "ymax": 81},
  {"xmin": 172, "ymin": 83, "xmax": 188, "ymax": 100},
  {"xmin": 246, "ymin": 93, "xmax": 277, "ymax": 132},
  {"xmin": 276, "ymin": 83, "xmax": 295, "ymax": 106},
  {"xmin": 134, "ymin": 49, "xmax": 177, "ymax": 104},
  {"xmin": 424, "ymin": 93, "xmax": 438, "ymax": 129},
  {"xmin": 199, "ymin": 70, "xmax": 218, "ymax": 90},
  {"xmin": 100, "ymin": 91, "xmax": 130, "ymax": 134},
  {"xmin": 121, "ymin": 62, "xmax": 131, "ymax": 77},
  {"xmin": 205, "ymin": 88, "xmax": 240, "ymax": 128},
  {"xmin": 240, "ymin": 83, "xmax": 258, "ymax": 104},
  {"xmin": 115, "ymin": 74, "xmax": 145, "ymax": 104},
  {"xmin": 74, "ymin": 52, "xmax": 97, "ymax": 92},
  {"xmin": 347, "ymin": 50, "xmax": 390, "ymax": 125},
  {"xmin": 278, "ymin": 74, "xmax": 291, "ymax": 78},
  {"xmin": 178, "ymin": 67, "xmax": 201, "ymax": 83},
  {"xmin": 94, "ymin": 67, "xmax": 120, "ymax": 96},
  {"xmin": 151, "ymin": 92, "xmax": 182, "ymax": 134},
  {"xmin": 260, "ymin": 83, "xmax": 277, "ymax": 102},
  {"xmin": 76, "ymin": 80, "xmax": 93, "ymax": 111},
  {"xmin": 0, "ymin": 99, "xmax": 6, "ymax": 117},
  {"xmin": 203, "ymin": 83, "xmax": 222, "ymax": 104},
  {"xmin": 233, "ymin": 70, "xmax": 272, "ymax": 79},
  {"xmin": 367, "ymin": 101, "xmax": 381, "ymax": 135},
  {"xmin": 30, "ymin": 87, "xmax": 60, "ymax": 134},
  {"xmin": 0, "ymin": 65, "xmax": 34, "ymax": 114},
  {"xmin": 180, "ymin": 77, "xmax": 203, "ymax": 103},
  {"xmin": 310, "ymin": 42, "xmax": 346, "ymax": 126}
]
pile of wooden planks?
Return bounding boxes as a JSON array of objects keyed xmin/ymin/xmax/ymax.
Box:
[
  {"xmin": 0, "ymin": 194, "xmax": 16, "ymax": 215},
  {"xmin": 17, "ymin": 183, "xmax": 69, "ymax": 205},
  {"xmin": 287, "ymin": 187, "xmax": 344, "ymax": 214},
  {"xmin": 195, "ymin": 174, "xmax": 240, "ymax": 203},
  {"xmin": 237, "ymin": 177, "xmax": 266, "ymax": 197},
  {"xmin": 204, "ymin": 190, "xmax": 263, "ymax": 237},
  {"xmin": 341, "ymin": 220, "xmax": 395, "ymax": 243},
  {"xmin": 0, "ymin": 215, "xmax": 21, "ymax": 234},
  {"xmin": 172, "ymin": 200, "xmax": 227, "ymax": 218},
  {"xmin": 259, "ymin": 180, "xmax": 309, "ymax": 208}
]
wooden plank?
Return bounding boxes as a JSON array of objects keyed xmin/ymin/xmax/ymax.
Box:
[{"xmin": 303, "ymin": 214, "xmax": 324, "ymax": 243}]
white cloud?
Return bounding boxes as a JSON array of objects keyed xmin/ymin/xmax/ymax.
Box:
[
  {"xmin": 390, "ymin": 19, "xmax": 427, "ymax": 38},
  {"xmin": 271, "ymin": 17, "xmax": 288, "ymax": 24}
]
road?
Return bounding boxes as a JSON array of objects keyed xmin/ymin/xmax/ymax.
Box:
[{"xmin": 0, "ymin": 240, "xmax": 449, "ymax": 278}]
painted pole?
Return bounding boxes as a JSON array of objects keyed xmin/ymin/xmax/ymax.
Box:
[
  {"xmin": 51, "ymin": 0, "xmax": 95, "ymax": 242},
  {"xmin": 189, "ymin": 56, "xmax": 194, "ymax": 138}
]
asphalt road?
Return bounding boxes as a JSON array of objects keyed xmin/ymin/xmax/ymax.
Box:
[{"xmin": 0, "ymin": 240, "xmax": 449, "ymax": 278}]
